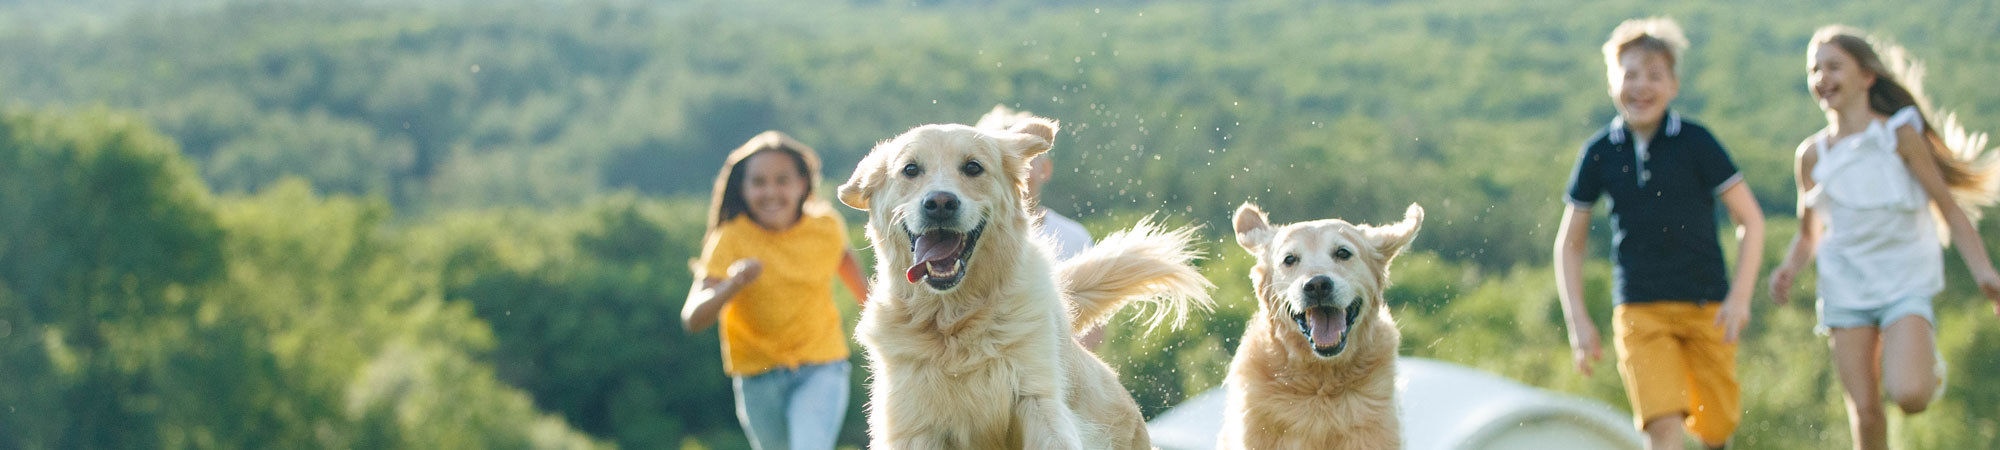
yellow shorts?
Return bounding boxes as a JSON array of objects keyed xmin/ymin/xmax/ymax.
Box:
[{"xmin": 1613, "ymin": 301, "xmax": 1740, "ymax": 446}]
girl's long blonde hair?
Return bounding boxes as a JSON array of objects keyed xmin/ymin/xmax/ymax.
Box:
[{"xmin": 1815, "ymin": 25, "xmax": 2000, "ymax": 237}]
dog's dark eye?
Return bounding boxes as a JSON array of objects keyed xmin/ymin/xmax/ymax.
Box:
[
  {"xmin": 1282, "ymin": 254, "xmax": 1299, "ymax": 267},
  {"xmin": 1334, "ymin": 248, "xmax": 1353, "ymax": 260},
  {"xmin": 961, "ymin": 160, "xmax": 984, "ymax": 176},
  {"xmin": 902, "ymin": 163, "xmax": 922, "ymax": 178}
]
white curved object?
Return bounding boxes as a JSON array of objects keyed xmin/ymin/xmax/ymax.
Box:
[{"xmin": 1148, "ymin": 357, "xmax": 1643, "ymax": 450}]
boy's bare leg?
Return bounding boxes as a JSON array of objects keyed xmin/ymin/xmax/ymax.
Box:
[{"xmin": 1642, "ymin": 416, "xmax": 1682, "ymax": 450}]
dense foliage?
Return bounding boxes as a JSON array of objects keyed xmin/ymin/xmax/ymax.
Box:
[
  {"xmin": 0, "ymin": 109, "xmax": 607, "ymax": 449},
  {"xmin": 3, "ymin": 0, "xmax": 1998, "ymax": 448}
]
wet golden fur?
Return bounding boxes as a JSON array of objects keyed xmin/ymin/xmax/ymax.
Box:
[
  {"xmin": 1219, "ymin": 203, "xmax": 1423, "ymax": 450},
  {"xmin": 837, "ymin": 113, "xmax": 1211, "ymax": 449}
]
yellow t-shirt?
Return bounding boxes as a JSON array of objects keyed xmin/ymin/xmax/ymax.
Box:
[{"xmin": 698, "ymin": 212, "xmax": 852, "ymax": 376}]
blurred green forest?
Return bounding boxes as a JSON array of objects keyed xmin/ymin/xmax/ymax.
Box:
[{"xmin": 3, "ymin": 0, "xmax": 1999, "ymax": 448}]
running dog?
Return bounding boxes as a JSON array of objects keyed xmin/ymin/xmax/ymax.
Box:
[
  {"xmin": 1219, "ymin": 202, "xmax": 1423, "ymax": 450},
  {"xmin": 838, "ymin": 115, "xmax": 1212, "ymax": 449}
]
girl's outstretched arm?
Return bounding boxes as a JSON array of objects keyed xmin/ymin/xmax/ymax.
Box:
[
  {"xmin": 1894, "ymin": 125, "xmax": 2000, "ymax": 311},
  {"xmin": 681, "ymin": 259, "xmax": 762, "ymax": 333},
  {"xmin": 1771, "ymin": 138, "xmax": 1823, "ymax": 306},
  {"xmin": 839, "ymin": 249, "xmax": 870, "ymax": 306}
]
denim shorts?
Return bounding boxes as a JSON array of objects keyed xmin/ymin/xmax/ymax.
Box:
[
  {"xmin": 1815, "ymin": 296, "xmax": 1936, "ymax": 335},
  {"xmin": 731, "ymin": 360, "xmax": 851, "ymax": 450}
]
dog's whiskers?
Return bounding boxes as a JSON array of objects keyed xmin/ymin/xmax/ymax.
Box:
[{"xmin": 885, "ymin": 207, "xmax": 915, "ymax": 238}]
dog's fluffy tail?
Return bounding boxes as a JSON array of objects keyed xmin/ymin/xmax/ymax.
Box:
[{"xmin": 1057, "ymin": 217, "xmax": 1215, "ymax": 334}]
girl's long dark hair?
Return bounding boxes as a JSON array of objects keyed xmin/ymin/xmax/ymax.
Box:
[
  {"xmin": 704, "ymin": 130, "xmax": 827, "ymax": 239},
  {"xmin": 1816, "ymin": 25, "xmax": 2000, "ymax": 236}
]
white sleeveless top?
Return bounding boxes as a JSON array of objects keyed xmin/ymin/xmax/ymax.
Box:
[
  {"xmin": 1803, "ymin": 106, "xmax": 1944, "ymax": 308},
  {"xmin": 1036, "ymin": 208, "xmax": 1094, "ymax": 261}
]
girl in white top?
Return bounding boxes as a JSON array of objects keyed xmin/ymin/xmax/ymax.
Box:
[{"xmin": 1768, "ymin": 26, "xmax": 2000, "ymax": 450}]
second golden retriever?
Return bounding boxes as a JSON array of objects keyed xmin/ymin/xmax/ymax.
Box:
[
  {"xmin": 838, "ymin": 114, "xmax": 1212, "ymax": 449},
  {"xmin": 1219, "ymin": 202, "xmax": 1424, "ymax": 450}
]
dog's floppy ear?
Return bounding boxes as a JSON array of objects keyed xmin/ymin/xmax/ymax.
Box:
[
  {"xmin": 1233, "ymin": 202, "xmax": 1274, "ymax": 254},
  {"xmin": 995, "ymin": 117, "xmax": 1057, "ymax": 160},
  {"xmin": 838, "ymin": 141, "xmax": 894, "ymax": 211},
  {"xmin": 1363, "ymin": 203, "xmax": 1424, "ymax": 261}
]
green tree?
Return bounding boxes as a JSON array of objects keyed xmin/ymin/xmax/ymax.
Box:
[
  {"xmin": 0, "ymin": 109, "xmax": 606, "ymax": 449},
  {"xmin": 407, "ymin": 194, "xmax": 740, "ymax": 449},
  {"xmin": 0, "ymin": 109, "xmax": 226, "ymax": 449}
]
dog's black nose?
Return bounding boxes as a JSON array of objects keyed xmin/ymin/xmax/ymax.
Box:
[
  {"xmin": 922, "ymin": 191, "xmax": 960, "ymax": 221},
  {"xmin": 1302, "ymin": 275, "xmax": 1334, "ymax": 300}
]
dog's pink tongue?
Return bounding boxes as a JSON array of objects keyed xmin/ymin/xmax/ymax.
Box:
[
  {"xmin": 1309, "ymin": 308, "xmax": 1346, "ymax": 348},
  {"xmin": 905, "ymin": 232, "xmax": 965, "ymax": 283}
]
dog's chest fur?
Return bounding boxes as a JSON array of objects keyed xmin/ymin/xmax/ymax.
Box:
[
  {"xmin": 1224, "ymin": 312, "xmax": 1402, "ymax": 450},
  {"xmin": 856, "ymin": 281, "xmax": 1068, "ymax": 447}
]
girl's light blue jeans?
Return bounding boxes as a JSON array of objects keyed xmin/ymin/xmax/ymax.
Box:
[{"xmin": 731, "ymin": 360, "xmax": 851, "ymax": 450}]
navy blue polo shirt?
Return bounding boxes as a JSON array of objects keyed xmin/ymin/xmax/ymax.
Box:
[{"xmin": 1565, "ymin": 111, "xmax": 1744, "ymax": 305}]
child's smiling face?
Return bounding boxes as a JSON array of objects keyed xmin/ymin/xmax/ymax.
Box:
[
  {"xmin": 1608, "ymin": 50, "xmax": 1679, "ymax": 132},
  {"xmin": 1808, "ymin": 42, "xmax": 1875, "ymax": 115},
  {"xmin": 742, "ymin": 151, "xmax": 808, "ymax": 230}
]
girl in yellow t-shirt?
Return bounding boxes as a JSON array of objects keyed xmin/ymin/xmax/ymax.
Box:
[{"xmin": 680, "ymin": 131, "xmax": 869, "ymax": 450}]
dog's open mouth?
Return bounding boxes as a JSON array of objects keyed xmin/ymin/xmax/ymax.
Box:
[
  {"xmin": 1293, "ymin": 304, "xmax": 1362, "ymax": 357},
  {"xmin": 905, "ymin": 222, "xmax": 985, "ymax": 291}
]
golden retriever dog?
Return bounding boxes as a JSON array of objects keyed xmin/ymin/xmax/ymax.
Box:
[
  {"xmin": 838, "ymin": 114, "xmax": 1212, "ymax": 449},
  {"xmin": 1218, "ymin": 202, "xmax": 1423, "ymax": 450}
]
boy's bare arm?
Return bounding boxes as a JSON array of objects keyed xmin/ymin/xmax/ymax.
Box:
[
  {"xmin": 1554, "ymin": 203, "xmax": 1602, "ymax": 375},
  {"xmin": 1714, "ymin": 183, "xmax": 1763, "ymax": 342}
]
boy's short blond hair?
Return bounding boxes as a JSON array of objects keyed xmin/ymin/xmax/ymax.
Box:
[{"xmin": 1602, "ymin": 17, "xmax": 1690, "ymax": 77}]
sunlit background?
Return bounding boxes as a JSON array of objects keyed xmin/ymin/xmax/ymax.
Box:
[{"xmin": 3, "ymin": 0, "xmax": 1998, "ymax": 448}]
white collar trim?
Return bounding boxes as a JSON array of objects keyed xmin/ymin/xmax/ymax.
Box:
[{"xmin": 1609, "ymin": 111, "xmax": 1681, "ymax": 145}]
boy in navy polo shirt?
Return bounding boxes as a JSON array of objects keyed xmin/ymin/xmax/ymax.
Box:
[{"xmin": 1552, "ymin": 17, "xmax": 1766, "ymax": 450}]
